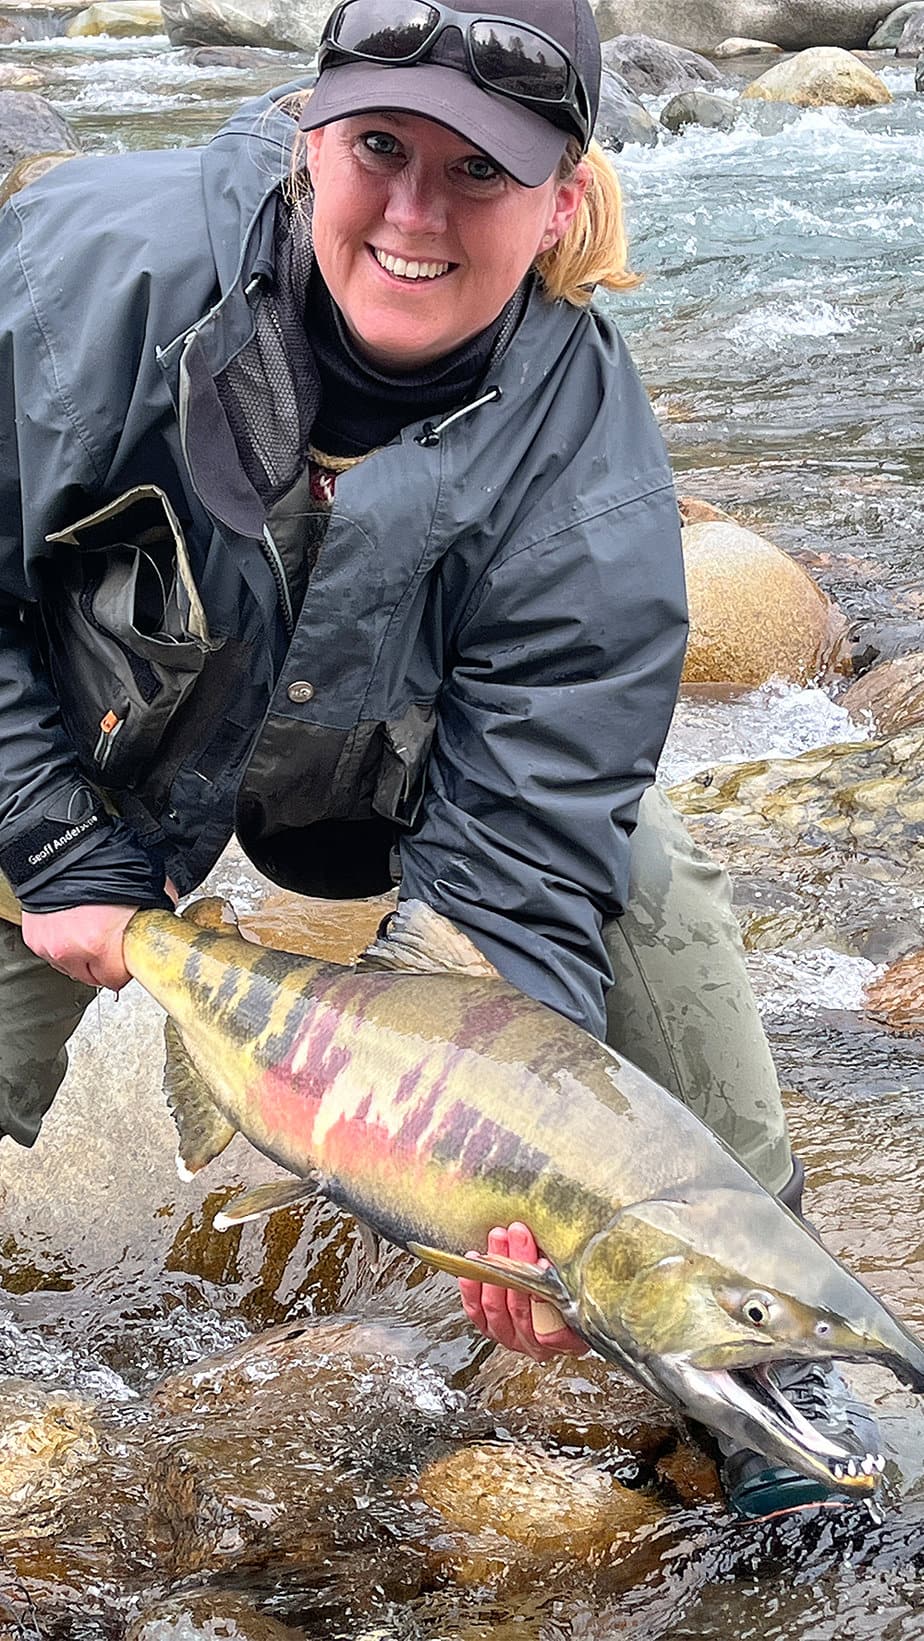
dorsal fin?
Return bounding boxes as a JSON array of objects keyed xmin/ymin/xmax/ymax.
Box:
[
  {"xmin": 358, "ymin": 899, "xmax": 498, "ymax": 977},
  {"xmin": 181, "ymin": 897, "xmax": 239, "ymax": 935}
]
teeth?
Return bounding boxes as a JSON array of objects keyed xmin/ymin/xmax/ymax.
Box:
[
  {"xmin": 834, "ymin": 1463, "xmax": 845, "ymax": 1479},
  {"xmin": 374, "ymin": 248, "xmax": 450, "ymax": 280},
  {"xmin": 876, "ymin": 1454, "xmax": 886, "ymax": 1473},
  {"xmin": 861, "ymin": 1456, "xmax": 877, "ymax": 1475},
  {"xmin": 846, "ymin": 1459, "xmax": 859, "ymax": 1478}
]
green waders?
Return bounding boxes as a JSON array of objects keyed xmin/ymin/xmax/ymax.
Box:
[{"xmin": 0, "ymin": 787, "xmax": 793, "ymax": 1190}]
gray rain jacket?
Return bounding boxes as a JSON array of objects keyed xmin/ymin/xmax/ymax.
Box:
[{"xmin": 0, "ymin": 86, "xmax": 687, "ymax": 1037}]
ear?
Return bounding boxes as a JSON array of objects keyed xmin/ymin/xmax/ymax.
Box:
[
  {"xmin": 305, "ymin": 125, "xmax": 325, "ymax": 174},
  {"xmin": 540, "ymin": 160, "xmax": 589, "ymax": 251}
]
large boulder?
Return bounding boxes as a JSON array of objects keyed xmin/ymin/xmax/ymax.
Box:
[
  {"xmin": 897, "ymin": 9, "xmax": 924, "ymax": 50},
  {"xmin": 742, "ymin": 46, "xmax": 892, "ymax": 106},
  {"xmin": 66, "ymin": 0, "xmax": 163, "ymax": 34},
  {"xmin": 660, "ymin": 88, "xmax": 738, "ymax": 132},
  {"xmin": 160, "ymin": 0, "xmax": 328, "ymax": 49},
  {"xmin": 681, "ymin": 520, "xmax": 848, "ymax": 688},
  {"xmin": 868, "ymin": 2, "xmax": 924, "ymax": 49},
  {"xmin": 591, "ymin": 1, "xmax": 889, "ymax": 54},
  {"xmin": 0, "ymin": 91, "xmax": 79, "ymax": 175},
  {"xmin": 600, "ymin": 32, "xmax": 722, "ymax": 93},
  {"xmin": 596, "ymin": 66, "xmax": 660, "ymax": 145}
]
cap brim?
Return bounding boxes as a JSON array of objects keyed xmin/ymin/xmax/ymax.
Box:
[{"xmin": 298, "ymin": 63, "xmax": 568, "ymax": 188}]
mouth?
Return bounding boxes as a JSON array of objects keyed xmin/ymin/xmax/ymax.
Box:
[
  {"xmin": 662, "ymin": 1360, "xmax": 886, "ymax": 1493},
  {"xmin": 369, "ymin": 245, "xmax": 455, "ymax": 283}
]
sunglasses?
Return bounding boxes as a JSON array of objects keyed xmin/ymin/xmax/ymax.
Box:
[{"xmin": 318, "ymin": 0, "xmax": 592, "ymax": 148}]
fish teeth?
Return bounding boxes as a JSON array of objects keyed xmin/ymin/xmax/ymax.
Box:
[
  {"xmin": 846, "ymin": 1459, "xmax": 859, "ymax": 1478},
  {"xmin": 833, "ymin": 1463, "xmax": 845, "ymax": 1480},
  {"xmin": 875, "ymin": 1454, "xmax": 886, "ymax": 1473}
]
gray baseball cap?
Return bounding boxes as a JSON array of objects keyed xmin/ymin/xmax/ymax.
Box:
[{"xmin": 299, "ymin": 0, "xmax": 601, "ymax": 187}]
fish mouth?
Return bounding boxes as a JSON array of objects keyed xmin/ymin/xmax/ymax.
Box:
[{"xmin": 657, "ymin": 1358, "xmax": 885, "ymax": 1493}]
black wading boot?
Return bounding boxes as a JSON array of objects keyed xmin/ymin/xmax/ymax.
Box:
[{"xmin": 718, "ymin": 1158, "xmax": 885, "ymax": 1521}]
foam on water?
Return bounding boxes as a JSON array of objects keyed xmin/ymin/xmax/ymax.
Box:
[
  {"xmin": 750, "ymin": 948, "xmax": 882, "ymax": 1018},
  {"xmin": 660, "ymin": 681, "xmax": 866, "ymax": 787}
]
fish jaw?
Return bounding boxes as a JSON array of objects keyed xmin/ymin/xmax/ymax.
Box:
[{"xmin": 649, "ymin": 1356, "xmax": 884, "ymax": 1495}]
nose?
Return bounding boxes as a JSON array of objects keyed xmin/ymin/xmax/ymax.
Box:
[{"xmin": 382, "ymin": 162, "xmax": 449, "ymax": 240}]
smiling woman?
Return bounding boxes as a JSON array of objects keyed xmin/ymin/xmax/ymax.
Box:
[{"xmin": 0, "ymin": 0, "xmax": 881, "ymax": 1528}]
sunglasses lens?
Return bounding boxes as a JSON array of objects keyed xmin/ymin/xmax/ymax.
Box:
[
  {"xmin": 470, "ymin": 20, "xmax": 570, "ymax": 101},
  {"xmin": 333, "ymin": 0, "xmax": 440, "ymax": 57}
]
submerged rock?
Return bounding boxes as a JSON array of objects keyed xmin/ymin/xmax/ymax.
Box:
[
  {"xmin": 660, "ymin": 88, "xmax": 737, "ymax": 132},
  {"xmin": 589, "ymin": 1, "xmax": 888, "ymax": 54},
  {"xmin": 0, "ymin": 90, "xmax": 79, "ymax": 174},
  {"xmin": 741, "ymin": 46, "xmax": 892, "ymax": 107},
  {"xmin": 0, "ymin": 1379, "xmax": 98, "ymax": 1523},
  {"xmin": 596, "ymin": 66, "xmax": 660, "ymax": 145},
  {"xmin": 600, "ymin": 32, "xmax": 722, "ymax": 93},
  {"xmin": 864, "ymin": 951, "xmax": 924, "ymax": 1036},
  {"xmin": 128, "ymin": 1594, "xmax": 307, "ymax": 1640},
  {"xmin": 0, "ymin": 150, "xmax": 73, "ymax": 205},
  {"xmin": 0, "ymin": 63, "xmax": 46, "ymax": 87},
  {"xmin": 842, "ymin": 652, "xmax": 924, "ymax": 735},
  {"xmin": 868, "ymin": 2, "xmax": 924, "ymax": 50},
  {"xmin": 669, "ymin": 729, "xmax": 924, "ymax": 874},
  {"xmin": 681, "ymin": 520, "xmax": 848, "ymax": 688},
  {"xmin": 66, "ymin": 0, "xmax": 163, "ymax": 33}
]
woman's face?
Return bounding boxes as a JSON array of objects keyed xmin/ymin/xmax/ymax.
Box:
[{"xmin": 306, "ymin": 112, "xmax": 586, "ymax": 371}]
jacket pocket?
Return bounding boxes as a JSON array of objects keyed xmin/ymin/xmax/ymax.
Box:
[
  {"xmin": 42, "ymin": 485, "xmax": 222, "ymax": 790},
  {"xmin": 372, "ymin": 702, "xmax": 436, "ymax": 828}
]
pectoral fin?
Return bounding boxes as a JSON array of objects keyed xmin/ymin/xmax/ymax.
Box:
[
  {"xmin": 181, "ymin": 897, "xmax": 239, "ymax": 934},
  {"xmin": 164, "ymin": 1020, "xmax": 237, "ymax": 1178},
  {"xmin": 213, "ymin": 1177, "xmax": 321, "ymax": 1230},
  {"xmin": 359, "ymin": 900, "xmax": 498, "ymax": 977},
  {"xmin": 407, "ymin": 1241, "xmax": 568, "ymax": 1303}
]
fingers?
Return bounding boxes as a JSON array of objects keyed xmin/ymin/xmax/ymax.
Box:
[
  {"xmin": 21, "ymin": 905, "xmax": 137, "ymax": 991},
  {"xmin": 457, "ymin": 1222, "xmax": 589, "ymax": 1363}
]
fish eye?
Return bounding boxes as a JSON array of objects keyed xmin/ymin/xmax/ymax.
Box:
[
  {"xmin": 816, "ymin": 1319, "xmax": 831, "ymax": 1338},
  {"xmin": 742, "ymin": 1293, "xmax": 773, "ymax": 1327}
]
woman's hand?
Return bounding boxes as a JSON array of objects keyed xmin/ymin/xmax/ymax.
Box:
[
  {"xmin": 458, "ymin": 1221, "xmax": 589, "ymax": 1363},
  {"xmin": 22, "ymin": 877, "xmax": 178, "ymax": 991}
]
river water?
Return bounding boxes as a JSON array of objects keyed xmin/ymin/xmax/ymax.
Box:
[{"xmin": 0, "ymin": 30, "xmax": 922, "ymax": 1641}]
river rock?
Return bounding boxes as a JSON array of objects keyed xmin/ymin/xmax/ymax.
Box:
[
  {"xmin": 0, "ymin": 62, "xmax": 45, "ymax": 87},
  {"xmin": 0, "ymin": 91, "xmax": 79, "ymax": 173},
  {"xmin": 660, "ymin": 88, "xmax": 738, "ymax": 132},
  {"xmin": 184, "ymin": 41, "xmax": 302, "ymax": 66},
  {"xmin": 864, "ymin": 951, "xmax": 924, "ymax": 1036},
  {"xmin": 918, "ymin": 50, "xmax": 924, "ymax": 86},
  {"xmin": 868, "ymin": 2, "xmax": 924, "ymax": 49},
  {"xmin": 0, "ymin": 148, "xmax": 74, "ymax": 204},
  {"xmin": 0, "ymin": 1379, "xmax": 99, "ymax": 1523},
  {"xmin": 681, "ymin": 520, "xmax": 847, "ymax": 688},
  {"xmin": 713, "ymin": 36, "xmax": 783, "ymax": 56},
  {"xmin": 596, "ymin": 66, "xmax": 660, "ymax": 145},
  {"xmin": 590, "ymin": 2, "xmax": 888, "ymax": 54},
  {"xmin": 841, "ymin": 652, "xmax": 924, "ymax": 735},
  {"xmin": 127, "ymin": 1593, "xmax": 308, "ymax": 1640},
  {"xmin": 66, "ymin": 0, "xmax": 163, "ymax": 34},
  {"xmin": 160, "ymin": 0, "xmax": 328, "ymax": 49},
  {"xmin": 741, "ymin": 47, "xmax": 892, "ymax": 107},
  {"xmin": 897, "ymin": 9, "xmax": 924, "ymax": 50},
  {"xmin": 677, "ymin": 495, "xmax": 737, "ymax": 525},
  {"xmin": 668, "ymin": 728, "xmax": 924, "ymax": 874},
  {"xmin": 600, "ymin": 31, "xmax": 722, "ymax": 93},
  {"xmin": 0, "ymin": 15, "xmax": 25, "ymax": 38}
]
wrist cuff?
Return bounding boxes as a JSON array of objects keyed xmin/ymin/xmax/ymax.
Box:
[{"xmin": 0, "ymin": 785, "xmax": 111, "ymax": 896}]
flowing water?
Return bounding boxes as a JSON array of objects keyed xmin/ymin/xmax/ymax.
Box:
[{"xmin": 0, "ymin": 30, "xmax": 922, "ymax": 1640}]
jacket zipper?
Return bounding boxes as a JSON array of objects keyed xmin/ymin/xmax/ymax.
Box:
[{"xmin": 261, "ymin": 523, "xmax": 295, "ymax": 639}]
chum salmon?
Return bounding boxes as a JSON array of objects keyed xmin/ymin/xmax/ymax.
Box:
[{"xmin": 4, "ymin": 879, "xmax": 923, "ymax": 1500}]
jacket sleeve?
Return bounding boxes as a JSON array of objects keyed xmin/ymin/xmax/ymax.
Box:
[
  {"xmin": 0, "ymin": 197, "xmax": 170, "ymax": 911},
  {"xmin": 397, "ymin": 479, "xmax": 687, "ymax": 1038}
]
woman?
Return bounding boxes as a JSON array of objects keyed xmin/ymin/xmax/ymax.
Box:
[{"xmin": 0, "ymin": 0, "xmax": 872, "ymax": 1516}]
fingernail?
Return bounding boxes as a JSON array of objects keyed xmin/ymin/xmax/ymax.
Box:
[{"xmin": 531, "ymin": 1300, "xmax": 565, "ymax": 1338}]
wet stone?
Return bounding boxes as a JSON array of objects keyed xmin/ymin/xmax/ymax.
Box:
[
  {"xmin": 741, "ymin": 46, "xmax": 892, "ymax": 107},
  {"xmin": 0, "ymin": 89, "xmax": 79, "ymax": 173},
  {"xmin": 128, "ymin": 1592, "xmax": 308, "ymax": 1639},
  {"xmin": 600, "ymin": 33, "xmax": 723, "ymax": 94},
  {"xmin": 0, "ymin": 148, "xmax": 74, "ymax": 204},
  {"xmin": 841, "ymin": 651, "xmax": 924, "ymax": 735},
  {"xmin": 864, "ymin": 951, "xmax": 924, "ymax": 1037},
  {"xmin": 660, "ymin": 89, "xmax": 738, "ymax": 134}
]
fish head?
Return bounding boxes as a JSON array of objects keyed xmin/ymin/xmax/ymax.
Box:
[{"xmin": 570, "ymin": 1188, "xmax": 924, "ymax": 1494}]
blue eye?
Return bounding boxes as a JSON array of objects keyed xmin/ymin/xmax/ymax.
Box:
[
  {"xmin": 463, "ymin": 155, "xmax": 501, "ymax": 182},
  {"xmin": 362, "ymin": 131, "xmax": 399, "ymax": 155}
]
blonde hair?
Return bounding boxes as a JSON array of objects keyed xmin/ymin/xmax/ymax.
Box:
[
  {"xmin": 535, "ymin": 138, "xmax": 641, "ymax": 306},
  {"xmin": 281, "ymin": 92, "xmax": 640, "ymax": 309}
]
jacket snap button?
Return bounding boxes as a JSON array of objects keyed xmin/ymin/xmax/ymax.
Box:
[{"xmin": 287, "ymin": 680, "xmax": 315, "ymax": 704}]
